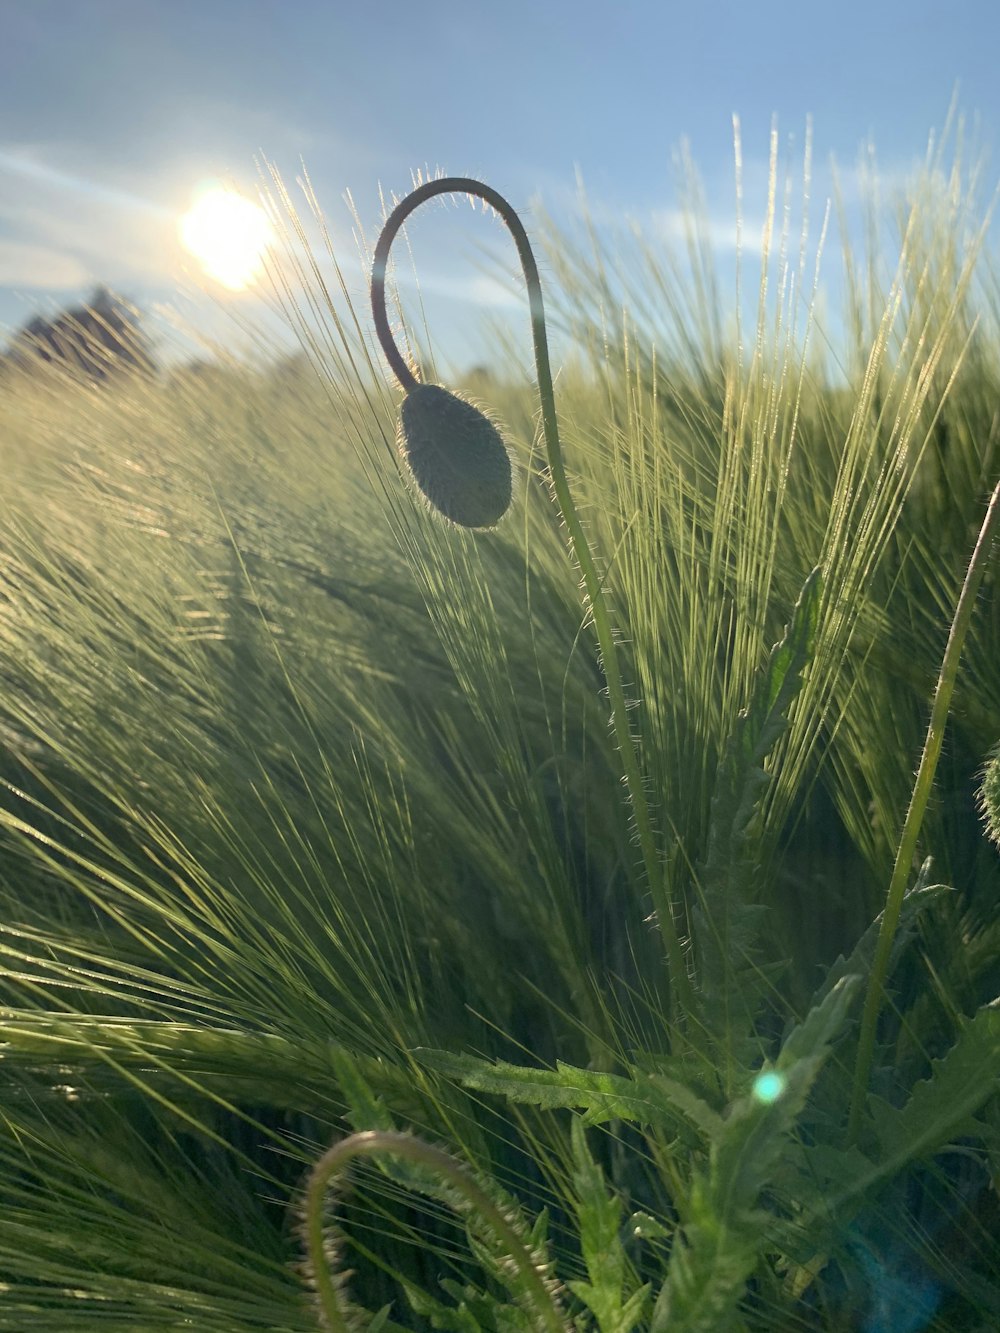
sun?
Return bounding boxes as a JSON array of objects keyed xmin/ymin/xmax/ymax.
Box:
[{"xmin": 179, "ymin": 185, "xmax": 272, "ymax": 290}]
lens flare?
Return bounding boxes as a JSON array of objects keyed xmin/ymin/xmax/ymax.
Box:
[
  {"xmin": 752, "ymin": 1070, "xmax": 785, "ymax": 1104},
  {"xmin": 179, "ymin": 186, "xmax": 271, "ymax": 290}
]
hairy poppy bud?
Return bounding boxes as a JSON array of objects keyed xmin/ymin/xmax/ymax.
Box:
[
  {"xmin": 979, "ymin": 745, "xmax": 1000, "ymax": 848},
  {"xmin": 398, "ymin": 383, "xmax": 513, "ymax": 529}
]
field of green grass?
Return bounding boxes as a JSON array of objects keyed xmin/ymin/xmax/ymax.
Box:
[{"xmin": 2, "ymin": 128, "xmax": 1000, "ymax": 1330}]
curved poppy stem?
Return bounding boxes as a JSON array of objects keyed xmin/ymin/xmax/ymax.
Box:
[
  {"xmin": 372, "ymin": 178, "xmax": 692, "ymax": 1027},
  {"xmin": 304, "ymin": 1130, "xmax": 567, "ymax": 1333}
]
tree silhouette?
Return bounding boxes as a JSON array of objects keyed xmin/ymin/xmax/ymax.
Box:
[{"xmin": 3, "ymin": 287, "xmax": 154, "ymax": 381}]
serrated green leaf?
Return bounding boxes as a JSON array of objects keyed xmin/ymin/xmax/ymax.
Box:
[
  {"xmin": 408, "ymin": 1280, "xmax": 485, "ymax": 1332},
  {"xmin": 626, "ymin": 1211, "xmax": 671, "ymax": 1244},
  {"xmin": 329, "ymin": 1044, "xmax": 397, "ymax": 1134},
  {"xmin": 565, "ymin": 1118, "xmax": 631, "ymax": 1331},
  {"xmin": 642, "ymin": 1072, "xmax": 725, "ymax": 1141},
  {"xmin": 730, "ymin": 568, "xmax": 822, "ymax": 828},
  {"xmin": 872, "ymin": 1000, "xmax": 1000, "ymax": 1168},
  {"xmin": 779, "ymin": 973, "xmax": 862, "ymax": 1067},
  {"xmin": 567, "ymin": 1280, "xmax": 651, "ymax": 1333},
  {"xmin": 570, "ymin": 1117, "xmax": 623, "ymax": 1261},
  {"xmin": 415, "ymin": 1048, "xmax": 722, "ymax": 1140},
  {"xmin": 416, "ymin": 1045, "xmax": 730, "ymax": 1141},
  {"xmin": 694, "ymin": 569, "xmax": 822, "ymax": 1064},
  {"xmin": 614, "ymin": 1283, "xmax": 653, "ymax": 1333},
  {"xmin": 438, "ymin": 1271, "xmax": 549, "ymax": 1333},
  {"xmin": 648, "ymin": 1211, "xmax": 758, "ymax": 1333},
  {"xmin": 776, "ymin": 1007, "xmax": 1000, "ymax": 1287},
  {"xmin": 649, "ymin": 974, "xmax": 858, "ymax": 1332},
  {"xmin": 811, "ymin": 872, "xmax": 950, "ymax": 1009}
]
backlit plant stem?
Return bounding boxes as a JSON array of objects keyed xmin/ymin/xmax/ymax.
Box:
[
  {"xmin": 848, "ymin": 476, "xmax": 1000, "ymax": 1142},
  {"xmin": 304, "ymin": 1129, "xmax": 566, "ymax": 1333},
  {"xmin": 372, "ymin": 178, "xmax": 693, "ymax": 1024}
]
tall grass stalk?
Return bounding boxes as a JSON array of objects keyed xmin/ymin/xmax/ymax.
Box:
[{"xmin": 849, "ymin": 473, "xmax": 1000, "ymax": 1139}]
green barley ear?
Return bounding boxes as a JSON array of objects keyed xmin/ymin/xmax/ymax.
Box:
[
  {"xmin": 398, "ymin": 383, "xmax": 513, "ymax": 528},
  {"xmin": 977, "ymin": 742, "xmax": 1000, "ymax": 847}
]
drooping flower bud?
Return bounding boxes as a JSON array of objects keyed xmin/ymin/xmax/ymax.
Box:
[{"xmin": 398, "ymin": 383, "xmax": 513, "ymax": 529}]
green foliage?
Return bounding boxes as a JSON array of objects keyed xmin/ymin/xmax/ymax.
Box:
[
  {"xmin": 768, "ymin": 999, "xmax": 1000, "ymax": 1315},
  {"xmin": 810, "ymin": 865, "xmax": 949, "ymax": 1007},
  {"xmin": 648, "ymin": 978, "xmax": 860, "ymax": 1332},
  {"xmin": 0, "ymin": 1011, "xmax": 417, "ymax": 1114},
  {"xmin": 415, "ymin": 1048, "xmax": 722, "ymax": 1139},
  {"xmin": 564, "ymin": 1119, "xmax": 651, "ymax": 1332},
  {"xmin": 693, "ymin": 566, "xmax": 822, "ymax": 1072},
  {"xmin": 301, "ymin": 1130, "xmax": 567, "ymax": 1332},
  {"xmin": 1, "ymin": 119, "xmax": 999, "ymax": 1331},
  {"xmin": 864, "ymin": 1000, "xmax": 1000, "ymax": 1181}
]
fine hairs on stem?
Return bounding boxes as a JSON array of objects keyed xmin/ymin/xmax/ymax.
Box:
[
  {"xmin": 371, "ymin": 177, "xmax": 693, "ymax": 1027},
  {"xmin": 847, "ymin": 475, "xmax": 1000, "ymax": 1142},
  {"xmin": 302, "ymin": 1130, "xmax": 567, "ymax": 1333}
]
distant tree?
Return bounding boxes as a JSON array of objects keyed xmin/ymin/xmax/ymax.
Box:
[{"xmin": 3, "ymin": 286, "xmax": 155, "ymax": 381}]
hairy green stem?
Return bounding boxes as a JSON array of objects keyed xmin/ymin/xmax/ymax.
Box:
[
  {"xmin": 848, "ymin": 476, "xmax": 1000, "ymax": 1142},
  {"xmin": 371, "ymin": 177, "xmax": 692, "ymax": 1025},
  {"xmin": 304, "ymin": 1129, "xmax": 566, "ymax": 1333}
]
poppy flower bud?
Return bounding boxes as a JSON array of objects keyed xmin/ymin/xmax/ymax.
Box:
[
  {"xmin": 979, "ymin": 745, "xmax": 1000, "ymax": 848},
  {"xmin": 398, "ymin": 383, "xmax": 513, "ymax": 529}
]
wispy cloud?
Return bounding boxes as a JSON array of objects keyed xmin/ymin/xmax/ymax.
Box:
[
  {"xmin": 389, "ymin": 266, "xmax": 522, "ymax": 311},
  {"xmin": 0, "ymin": 148, "xmax": 169, "ymax": 218},
  {"xmin": 0, "ymin": 143, "xmax": 178, "ymax": 296},
  {"xmin": 527, "ymin": 169, "xmax": 768, "ymax": 258},
  {"xmin": 647, "ymin": 206, "xmax": 761, "ymax": 255},
  {"xmin": 0, "ymin": 240, "xmax": 90, "ymax": 289}
]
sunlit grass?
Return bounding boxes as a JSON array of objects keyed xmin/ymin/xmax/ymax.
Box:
[{"xmin": 0, "ymin": 118, "xmax": 999, "ymax": 1328}]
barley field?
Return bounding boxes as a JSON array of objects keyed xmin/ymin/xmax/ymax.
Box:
[{"xmin": 1, "ymin": 128, "xmax": 1000, "ymax": 1331}]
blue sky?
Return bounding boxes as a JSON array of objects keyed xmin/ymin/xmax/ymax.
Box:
[{"xmin": 1, "ymin": 0, "xmax": 997, "ymax": 373}]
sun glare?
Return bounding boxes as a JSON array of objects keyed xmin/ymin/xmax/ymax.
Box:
[{"xmin": 179, "ymin": 186, "xmax": 272, "ymax": 290}]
